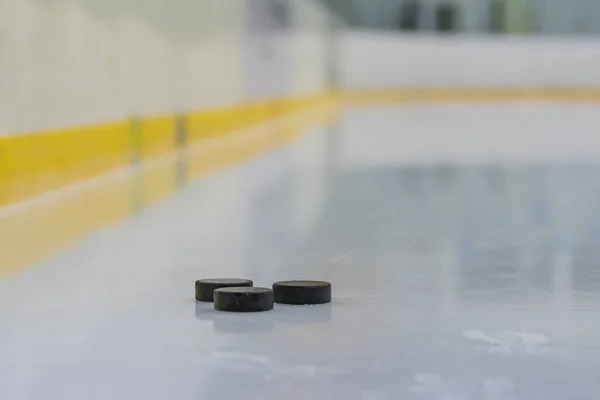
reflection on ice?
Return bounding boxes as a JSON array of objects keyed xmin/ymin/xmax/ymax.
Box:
[{"xmin": 463, "ymin": 330, "xmax": 550, "ymax": 354}]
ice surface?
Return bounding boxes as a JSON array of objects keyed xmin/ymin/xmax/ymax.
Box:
[{"xmin": 3, "ymin": 104, "xmax": 600, "ymax": 399}]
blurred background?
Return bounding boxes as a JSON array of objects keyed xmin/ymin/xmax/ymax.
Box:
[
  {"xmin": 2, "ymin": 0, "xmax": 600, "ymax": 277},
  {"xmin": 324, "ymin": 0, "xmax": 600, "ymax": 34}
]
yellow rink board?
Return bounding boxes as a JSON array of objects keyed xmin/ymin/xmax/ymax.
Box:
[
  {"xmin": 344, "ymin": 87, "xmax": 600, "ymax": 106},
  {"xmin": 0, "ymin": 92, "xmax": 338, "ymax": 278}
]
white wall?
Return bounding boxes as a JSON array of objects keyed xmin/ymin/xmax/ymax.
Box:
[
  {"xmin": 341, "ymin": 31, "xmax": 600, "ymax": 89},
  {"xmin": 0, "ymin": 0, "xmax": 334, "ymax": 136}
]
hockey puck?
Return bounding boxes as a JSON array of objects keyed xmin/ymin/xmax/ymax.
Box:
[
  {"xmin": 214, "ymin": 287, "xmax": 274, "ymax": 312},
  {"xmin": 195, "ymin": 278, "xmax": 253, "ymax": 302},
  {"xmin": 272, "ymin": 280, "xmax": 332, "ymax": 305}
]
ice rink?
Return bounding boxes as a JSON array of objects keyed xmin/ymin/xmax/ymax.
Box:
[{"xmin": 3, "ymin": 103, "xmax": 600, "ymax": 399}]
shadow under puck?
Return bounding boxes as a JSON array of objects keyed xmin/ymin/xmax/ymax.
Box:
[
  {"xmin": 276, "ymin": 303, "xmax": 332, "ymax": 324},
  {"xmin": 213, "ymin": 315, "xmax": 276, "ymax": 333}
]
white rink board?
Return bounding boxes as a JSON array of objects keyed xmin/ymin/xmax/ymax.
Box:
[
  {"xmin": 337, "ymin": 103, "xmax": 600, "ymax": 167},
  {"xmin": 0, "ymin": 0, "xmax": 334, "ymax": 135},
  {"xmin": 341, "ymin": 31, "xmax": 600, "ymax": 89}
]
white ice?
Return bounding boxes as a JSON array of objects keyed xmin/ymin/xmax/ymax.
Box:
[{"xmin": 2, "ymin": 103, "xmax": 600, "ymax": 399}]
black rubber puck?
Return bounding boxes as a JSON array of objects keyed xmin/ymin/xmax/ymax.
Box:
[
  {"xmin": 195, "ymin": 278, "xmax": 253, "ymax": 302},
  {"xmin": 272, "ymin": 280, "xmax": 332, "ymax": 305},
  {"xmin": 214, "ymin": 287, "xmax": 274, "ymax": 312}
]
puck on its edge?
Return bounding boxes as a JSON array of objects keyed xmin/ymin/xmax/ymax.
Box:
[
  {"xmin": 214, "ymin": 287, "xmax": 274, "ymax": 312},
  {"xmin": 272, "ymin": 280, "xmax": 332, "ymax": 305},
  {"xmin": 195, "ymin": 278, "xmax": 253, "ymax": 302}
]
